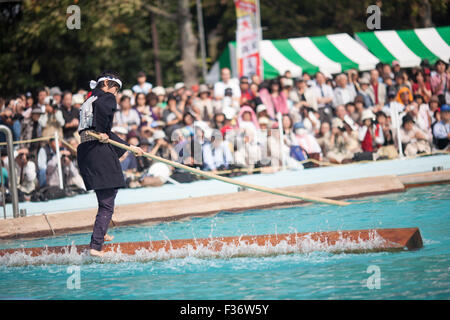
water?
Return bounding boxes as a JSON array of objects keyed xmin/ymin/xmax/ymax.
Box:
[{"xmin": 0, "ymin": 184, "xmax": 449, "ymax": 299}]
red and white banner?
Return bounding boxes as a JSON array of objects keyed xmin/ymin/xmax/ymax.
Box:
[{"xmin": 235, "ymin": 0, "xmax": 262, "ymax": 79}]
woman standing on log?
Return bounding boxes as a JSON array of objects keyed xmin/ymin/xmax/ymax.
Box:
[{"xmin": 77, "ymin": 71, "xmax": 143, "ymax": 257}]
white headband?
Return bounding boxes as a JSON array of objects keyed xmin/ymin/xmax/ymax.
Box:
[{"xmin": 89, "ymin": 76, "xmax": 123, "ymax": 90}]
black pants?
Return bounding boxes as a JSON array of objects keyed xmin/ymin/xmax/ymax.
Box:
[{"xmin": 90, "ymin": 188, "xmax": 118, "ymax": 251}]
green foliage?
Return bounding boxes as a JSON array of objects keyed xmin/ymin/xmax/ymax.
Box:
[{"xmin": 0, "ymin": 0, "xmax": 448, "ymax": 97}]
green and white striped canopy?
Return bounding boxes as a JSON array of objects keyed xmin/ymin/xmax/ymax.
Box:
[
  {"xmin": 356, "ymin": 26, "xmax": 450, "ymax": 68},
  {"xmin": 206, "ymin": 26, "xmax": 450, "ymax": 84},
  {"xmin": 206, "ymin": 33, "xmax": 379, "ymax": 82}
]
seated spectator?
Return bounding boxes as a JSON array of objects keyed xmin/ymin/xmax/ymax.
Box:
[
  {"xmin": 173, "ymin": 82, "xmax": 185, "ymax": 102},
  {"xmin": 432, "ymin": 104, "xmax": 449, "ymax": 150},
  {"xmin": 193, "ymin": 84, "xmax": 214, "ymax": 121},
  {"xmin": 202, "ymin": 133, "xmax": 234, "ymax": 171},
  {"xmin": 0, "ymin": 107, "xmax": 19, "ymax": 142},
  {"xmin": 119, "ymin": 135, "xmax": 139, "ymax": 172},
  {"xmin": 259, "ymin": 78, "xmax": 289, "ymax": 116},
  {"xmin": 357, "ymin": 77, "xmax": 374, "ymax": 108},
  {"xmin": 409, "ymin": 96, "xmax": 432, "ymax": 141},
  {"xmin": 181, "ymin": 112, "xmax": 196, "ymax": 138},
  {"xmin": 214, "ymin": 67, "xmax": 241, "ymax": 102},
  {"xmin": 136, "ymin": 139, "xmax": 152, "ymax": 173},
  {"xmin": 358, "ymin": 109, "xmax": 384, "ymax": 153},
  {"xmin": 316, "ymin": 121, "xmax": 332, "ymax": 158},
  {"xmin": 289, "ymin": 78, "xmax": 318, "ymax": 122},
  {"xmin": 293, "ymin": 122, "xmax": 322, "ymax": 161},
  {"xmin": 326, "ymin": 118, "xmax": 355, "ymax": 164},
  {"xmin": 412, "ymin": 70, "xmax": 432, "ymax": 103},
  {"xmin": 39, "ymin": 94, "xmax": 65, "ymax": 138},
  {"xmin": 20, "ymin": 107, "xmax": 45, "ymax": 157},
  {"xmin": 239, "ymin": 76, "xmax": 253, "ymax": 106},
  {"xmin": 237, "ymin": 106, "xmax": 259, "ymax": 139},
  {"xmin": 367, "ymin": 69, "xmax": 386, "ymax": 109},
  {"xmin": 49, "ymin": 87, "xmax": 63, "ymax": 107},
  {"xmin": 15, "ymin": 148, "xmax": 38, "ymax": 201},
  {"xmin": 132, "ymin": 71, "xmax": 153, "ymax": 95},
  {"xmin": 345, "ymin": 102, "xmax": 360, "ymax": 125},
  {"xmin": 299, "ymin": 105, "xmax": 320, "ymax": 135},
  {"xmin": 162, "ymin": 95, "xmax": 183, "ymax": 139},
  {"xmin": 34, "ymin": 88, "xmax": 48, "ymax": 113},
  {"xmin": 396, "ymin": 86, "xmax": 413, "ymax": 107},
  {"xmin": 375, "ymin": 111, "xmax": 394, "ymax": 146},
  {"xmin": 212, "ymin": 112, "xmax": 226, "ymax": 131},
  {"xmin": 400, "ymin": 115, "xmax": 431, "ymax": 156},
  {"xmin": 46, "ymin": 149, "xmax": 84, "ymax": 191},
  {"xmin": 60, "ymin": 91, "xmax": 80, "ymax": 139},
  {"xmin": 134, "ymin": 92, "xmax": 154, "ymax": 127},
  {"xmin": 313, "ymin": 72, "xmax": 334, "ymax": 123},
  {"xmin": 333, "ymin": 73, "xmax": 356, "ymax": 109},
  {"xmin": 430, "ymin": 59, "xmax": 449, "ymax": 105},
  {"xmin": 249, "ymin": 82, "xmax": 263, "ymax": 108},
  {"xmin": 266, "ymin": 125, "xmax": 302, "ymax": 169},
  {"xmin": 113, "ymin": 95, "xmax": 141, "ymax": 133},
  {"xmin": 234, "ymin": 127, "xmax": 262, "ymax": 169},
  {"xmin": 150, "ymin": 130, "xmax": 177, "ymax": 161}
]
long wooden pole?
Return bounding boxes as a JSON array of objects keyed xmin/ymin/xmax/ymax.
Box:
[{"xmin": 87, "ymin": 132, "xmax": 350, "ymax": 206}]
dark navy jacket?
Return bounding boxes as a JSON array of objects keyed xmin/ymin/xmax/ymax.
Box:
[{"xmin": 77, "ymin": 88, "xmax": 129, "ymax": 191}]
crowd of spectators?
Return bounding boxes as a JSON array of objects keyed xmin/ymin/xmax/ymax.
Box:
[{"xmin": 0, "ymin": 59, "xmax": 449, "ymax": 202}]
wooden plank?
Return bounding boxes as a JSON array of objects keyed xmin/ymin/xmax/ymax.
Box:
[{"xmin": 0, "ymin": 228, "xmax": 422, "ymax": 261}]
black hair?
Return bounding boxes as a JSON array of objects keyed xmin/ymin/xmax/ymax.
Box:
[
  {"xmin": 167, "ymin": 94, "xmax": 177, "ymax": 102},
  {"xmin": 120, "ymin": 95, "xmax": 130, "ymax": 103},
  {"xmin": 375, "ymin": 111, "xmax": 387, "ymax": 120},
  {"xmin": 62, "ymin": 90, "xmax": 72, "ymax": 100},
  {"xmin": 36, "ymin": 87, "xmax": 47, "ymax": 95},
  {"xmin": 96, "ymin": 70, "xmax": 121, "ymax": 90}
]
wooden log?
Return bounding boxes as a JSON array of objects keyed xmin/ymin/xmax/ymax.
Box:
[{"xmin": 0, "ymin": 228, "xmax": 422, "ymax": 260}]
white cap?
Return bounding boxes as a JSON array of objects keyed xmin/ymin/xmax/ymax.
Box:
[
  {"xmin": 361, "ymin": 109, "xmax": 375, "ymax": 121},
  {"xmin": 256, "ymin": 104, "xmax": 267, "ymax": 113},
  {"xmin": 194, "ymin": 121, "xmax": 212, "ymax": 139},
  {"xmin": 72, "ymin": 94, "xmax": 84, "ymax": 105},
  {"xmin": 174, "ymin": 82, "xmax": 185, "ymax": 91},
  {"xmin": 111, "ymin": 126, "xmax": 128, "ymax": 135},
  {"xmin": 153, "ymin": 86, "xmax": 166, "ymax": 96},
  {"xmin": 152, "ymin": 130, "xmax": 166, "ymax": 140},
  {"xmin": 222, "ymin": 107, "xmax": 236, "ymax": 120},
  {"xmin": 122, "ymin": 89, "xmax": 133, "ymax": 98}
]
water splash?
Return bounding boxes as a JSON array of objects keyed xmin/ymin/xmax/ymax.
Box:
[{"xmin": 0, "ymin": 231, "xmax": 389, "ymax": 267}]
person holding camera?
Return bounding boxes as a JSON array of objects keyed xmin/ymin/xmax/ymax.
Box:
[
  {"xmin": 358, "ymin": 109, "xmax": 384, "ymax": 153},
  {"xmin": 46, "ymin": 148, "xmax": 84, "ymax": 192},
  {"xmin": 15, "ymin": 148, "xmax": 38, "ymax": 201},
  {"xmin": 38, "ymin": 88, "xmax": 65, "ymax": 138}
]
